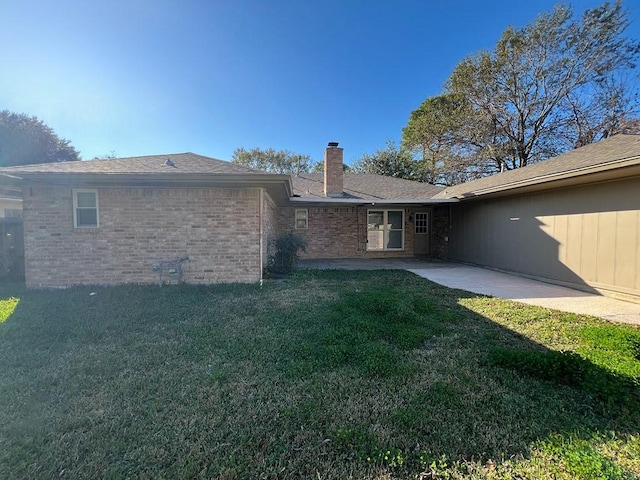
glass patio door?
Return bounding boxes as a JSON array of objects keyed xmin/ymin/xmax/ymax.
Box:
[{"xmin": 367, "ymin": 210, "xmax": 404, "ymax": 251}]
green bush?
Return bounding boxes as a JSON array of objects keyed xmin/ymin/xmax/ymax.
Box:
[{"xmin": 267, "ymin": 233, "xmax": 307, "ymax": 275}]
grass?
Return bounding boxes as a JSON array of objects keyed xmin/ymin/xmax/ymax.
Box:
[{"xmin": 0, "ymin": 270, "xmax": 638, "ymax": 479}]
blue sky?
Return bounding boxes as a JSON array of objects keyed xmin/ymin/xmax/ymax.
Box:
[{"xmin": 2, "ymin": 0, "xmax": 639, "ymax": 165}]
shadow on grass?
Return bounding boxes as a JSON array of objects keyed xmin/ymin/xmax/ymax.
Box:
[
  {"xmin": 0, "ymin": 271, "xmax": 638, "ymax": 479},
  {"xmin": 279, "ymin": 270, "xmax": 640, "ymax": 476}
]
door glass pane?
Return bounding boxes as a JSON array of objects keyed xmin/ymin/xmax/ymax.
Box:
[
  {"xmin": 388, "ymin": 211, "xmax": 403, "ymax": 229},
  {"xmin": 368, "ymin": 211, "xmax": 383, "ymax": 230},
  {"xmin": 386, "ymin": 230, "xmax": 402, "ymax": 249},
  {"xmin": 415, "ymin": 212, "xmax": 429, "ymax": 234},
  {"xmin": 367, "ymin": 230, "xmax": 384, "ymax": 250}
]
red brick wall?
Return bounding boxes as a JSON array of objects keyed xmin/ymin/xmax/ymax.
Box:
[
  {"xmin": 324, "ymin": 146, "xmax": 344, "ymax": 197},
  {"xmin": 277, "ymin": 206, "xmax": 415, "ymax": 258},
  {"xmin": 22, "ymin": 185, "xmax": 262, "ymax": 287},
  {"xmin": 431, "ymin": 206, "xmax": 450, "ymax": 259},
  {"xmin": 262, "ymin": 192, "xmax": 278, "ymax": 268}
]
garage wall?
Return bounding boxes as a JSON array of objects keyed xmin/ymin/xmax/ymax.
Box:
[
  {"xmin": 23, "ymin": 185, "xmax": 262, "ymax": 287},
  {"xmin": 448, "ymin": 176, "xmax": 640, "ymax": 299}
]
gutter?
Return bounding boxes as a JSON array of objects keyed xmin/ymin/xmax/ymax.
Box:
[
  {"xmin": 288, "ymin": 197, "xmax": 458, "ymax": 205},
  {"xmin": 0, "ymin": 171, "xmax": 294, "ymax": 200},
  {"xmin": 1, "ymin": 171, "xmax": 291, "ymax": 184}
]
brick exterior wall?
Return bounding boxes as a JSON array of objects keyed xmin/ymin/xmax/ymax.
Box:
[
  {"xmin": 23, "ymin": 185, "xmax": 262, "ymax": 287},
  {"xmin": 431, "ymin": 206, "xmax": 450, "ymax": 259},
  {"xmin": 278, "ymin": 206, "xmax": 416, "ymax": 258},
  {"xmin": 323, "ymin": 146, "xmax": 344, "ymax": 197}
]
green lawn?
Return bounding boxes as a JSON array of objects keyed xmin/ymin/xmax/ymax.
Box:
[{"xmin": 0, "ymin": 270, "xmax": 639, "ymax": 479}]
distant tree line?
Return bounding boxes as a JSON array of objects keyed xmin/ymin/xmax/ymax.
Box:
[{"xmin": 231, "ymin": 147, "xmax": 351, "ymax": 174}]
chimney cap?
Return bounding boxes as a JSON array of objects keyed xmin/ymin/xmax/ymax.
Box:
[{"xmin": 327, "ymin": 141, "xmax": 339, "ymax": 148}]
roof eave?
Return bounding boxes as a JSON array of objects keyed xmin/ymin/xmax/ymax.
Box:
[
  {"xmin": 288, "ymin": 197, "xmax": 458, "ymax": 205},
  {"xmin": 1, "ymin": 172, "xmax": 294, "ymax": 203},
  {"xmin": 5, "ymin": 171, "xmax": 286, "ymax": 182},
  {"xmin": 444, "ymin": 156, "xmax": 640, "ymax": 200}
]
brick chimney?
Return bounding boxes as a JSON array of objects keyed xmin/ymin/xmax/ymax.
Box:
[{"xmin": 324, "ymin": 141, "xmax": 343, "ymax": 197}]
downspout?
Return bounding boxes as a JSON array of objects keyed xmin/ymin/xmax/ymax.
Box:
[{"xmin": 259, "ymin": 188, "xmax": 264, "ymax": 284}]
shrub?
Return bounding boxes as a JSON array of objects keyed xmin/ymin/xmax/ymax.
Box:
[{"xmin": 267, "ymin": 233, "xmax": 307, "ymax": 275}]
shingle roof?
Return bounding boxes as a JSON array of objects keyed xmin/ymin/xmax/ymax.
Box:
[
  {"xmin": 0, "ymin": 152, "xmax": 272, "ymax": 176},
  {"xmin": 3, "ymin": 135, "xmax": 636, "ymax": 202},
  {"xmin": 434, "ymin": 134, "xmax": 640, "ymax": 199},
  {"xmin": 292, "ymin": 173, "xmax": 444, "ymax": 200}
]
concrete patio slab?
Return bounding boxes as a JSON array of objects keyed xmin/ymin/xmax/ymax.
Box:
[{"xmin": 298, "ymin": 259, "xmax": 640, "ymax": 326}]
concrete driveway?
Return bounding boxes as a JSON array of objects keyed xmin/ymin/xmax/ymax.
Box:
[{"xmin": 298, "ymin": 258, "xmax": 640, "ymax": 326}]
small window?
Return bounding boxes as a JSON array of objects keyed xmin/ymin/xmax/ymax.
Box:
[
  {"xmin": 295, "ymin": 209, "xmax": 308, "ymax": 229},
  {"xmin": 415, "ymin": 212, "xmax": 429, "ymax": 234},
  {"xmin": 73, "ymin": 189, "xmax": 99, "ymax": 228}
]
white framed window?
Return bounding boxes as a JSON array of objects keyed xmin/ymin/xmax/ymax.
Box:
[
  {"xmin": 295, "ymin": 209, "xmax": 308, "ymax": 229},
  {"xmin": 367, "ymin": 209, "xmax": 404, "ymax": 251},
  {"xmin": 415, "ymin": 212, "xmax": 429, "ymax": 234},
  {"xmin": 73, "ymin": 189, "xmax": 99, "ymax": 228}
]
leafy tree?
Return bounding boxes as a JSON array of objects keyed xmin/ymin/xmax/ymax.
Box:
[
  {"xmin": 404, "ymin": 1, "xmax": 640, "ymax": 184},
  {"xmin": 0, "ymin": 110, "xmax": 80, "ymax": 166},
  {"xmin": 402, "ymin": 93, "xmax": 486, "ymax": 185},
  {"xmin": 310, "ymin": 161, "xmax": 352, "ymax": 173},
  {"xmin": 231, "ymin": 147, "xmax": 312, "ymax": 174},
  {"xmin": 351, "ymin": 141, "xmax": 419, "ymax": 180}
]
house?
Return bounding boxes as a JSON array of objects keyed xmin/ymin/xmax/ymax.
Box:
[
  {"xmin": 283, "ymin": 143, "xmax": 452, "ymax": 260},
  {"xmin": 0, "ymin": 154, "xmax": 292, "ymax": 286},
  {"xmin": 435, "ymin": 134, "xmax": 640, "ymax": 302},
  {"xmin": 0, "ymin": 136, "xmax": 638, "ymax": 301},
  {"xmin": 0, "ymin": 144, "xmax": 458, "ymax": 287}
]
